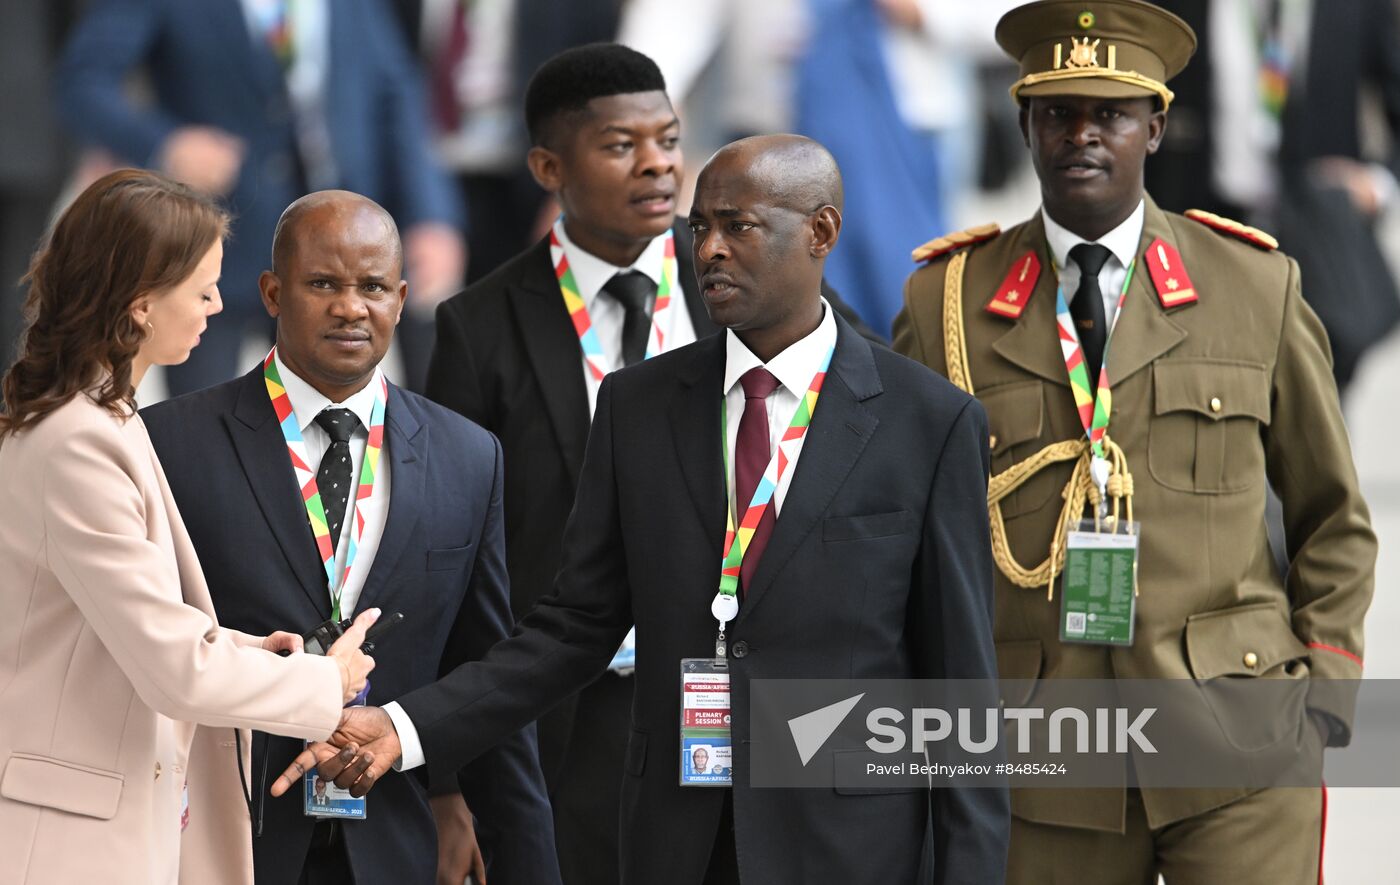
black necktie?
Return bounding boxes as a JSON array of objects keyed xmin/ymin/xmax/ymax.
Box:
[
  {"xmin": 603, "ymin": 271, "xmax": 656, "ymax": 367},
  {"xmin": 314, "ymin": 408, "xmax": 361, "ymax": 553},
  {"xmin": 1069, "ymin": 243, "xmax": 1112, "ymax": 382}
]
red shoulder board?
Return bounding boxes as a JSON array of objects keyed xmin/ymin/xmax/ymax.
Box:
[
  {"xmin": 911, "ymin": 223, "xmax": 1001, "ymax": 263},
  {"xmin": 1144, "ymin": 238, "xmax": 1198, "ymax": 309},
  {"xmin": 985, "ymin": 251, "xmax": 1042, "ymax": 320},
  {"xmin": 1184, "ymin": 209, "xmax": 1279, "ymax": 250}
]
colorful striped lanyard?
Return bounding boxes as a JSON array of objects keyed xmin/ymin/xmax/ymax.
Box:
[
  {"xmin": 1250, "ymin": 0, "xmax": 1292, "ymax": 119},
  {"xmin": 263, "ymin": 349, "xmax": 386, "ymax": 621},
  {"xmin": 1052, "ymin": 257, "xmax": 1135, "ymax": 461},
  {"xmin": 710, "ymin": 345, "xmax": 835, "ymax": 643},
  {"xmin": 264, "ymin": 0, "xmax": 295, "ymax": 69},
  {"xmin": 549, "ymin": 219, "xmax": 677, "ymax": 380}
]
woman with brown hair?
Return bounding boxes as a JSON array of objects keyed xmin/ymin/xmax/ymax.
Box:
[{"xmin": 0, "ymin": 170, "xmax": 376, "ymax": 885}]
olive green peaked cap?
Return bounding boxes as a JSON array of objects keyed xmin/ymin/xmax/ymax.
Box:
[{"xmin": 997, "ymin": 0, "xmax": 1197, "ymax": 108}]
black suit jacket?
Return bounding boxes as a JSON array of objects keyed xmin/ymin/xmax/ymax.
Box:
[
  {"xmin": 404, "ymin": 315, "xmax": 1008, "ymax": 885},
  {"xmin": 141, "ymin": 370, "xmax": 559, "ymax": 885}
]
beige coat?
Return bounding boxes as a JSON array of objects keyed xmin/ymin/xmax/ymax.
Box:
[
  {"xmin": 895, "ymin": 198, "xmax": 1376, "ymax": 831},
  {"xmin": 0, "ymin": 393, "xmax": 344, "ymax": 884}
]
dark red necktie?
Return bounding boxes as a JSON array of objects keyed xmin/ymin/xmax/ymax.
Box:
[
  {"xmin": 735, "ymin": 367, "xmax": 781, "ymax": 593},
  {"xmin": 430, "ymin": 3, "xmax": 470, "ymax": 132}
]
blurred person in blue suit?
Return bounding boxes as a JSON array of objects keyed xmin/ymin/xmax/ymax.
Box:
[{"xmin": 56, "ymin": 0, "xmax": 465, "ymax": 397}]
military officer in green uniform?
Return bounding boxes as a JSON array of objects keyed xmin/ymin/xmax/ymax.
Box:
[{"xmin": 893, "ymin": 1, "xmax": 1377, "ymax": 881}]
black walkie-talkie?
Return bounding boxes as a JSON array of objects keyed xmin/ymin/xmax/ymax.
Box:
[{"xmin": 279, "ymin": 611, "xmax": 405, "ymax": 656}]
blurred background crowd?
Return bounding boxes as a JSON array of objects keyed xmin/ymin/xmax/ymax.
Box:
[
  {"xmin": 2, "ymin": 0, "xmax": 1399, "ymax": 877},
  {"xmin": 5, "ymin": 0, "xmax": 1398, "ymax": 397}
]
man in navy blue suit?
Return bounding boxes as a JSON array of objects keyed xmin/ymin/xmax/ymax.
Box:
[
  {"xmin": 58, "ymin": 0, "xmax": 464, "ymax": 396},
  {"xmin": 142, "ymin": 191, "xmax": 557, "ymax": 885}
]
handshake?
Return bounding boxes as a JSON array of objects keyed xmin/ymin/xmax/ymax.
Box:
[{"xmin": 269, "ymin": 706, "xmax": 403, "ymax": 799}]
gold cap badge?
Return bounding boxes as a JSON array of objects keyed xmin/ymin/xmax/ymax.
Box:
[{"xmin": 997, "ymin": 0, "xmax": 1197, "ymax": 110}]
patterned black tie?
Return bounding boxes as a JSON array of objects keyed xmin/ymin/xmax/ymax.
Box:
[
  {"xmin": 603, "ymin": 271, "xmax": 656, "ymax": 367},
  {"xmin": 1069, "ymin": 243, "xmax": 1112, "ymax": 383},
  {"xmin": 314, "ymin": 408, "xmax": 361, "ymax": 553}
]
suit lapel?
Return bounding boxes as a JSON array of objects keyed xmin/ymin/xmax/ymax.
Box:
[
  {"xmin": 673, "ymin": 220, "xmax": 719, "ymax": 337},
  {"xmin": 224, "ymin": 368, "xmax": 330, "ymax": 618},
  {"xmin": 1106, "ymin": 197, "xmax": 1188, "ymax": 386},
  {"xmin": 510, "ymin": 236, "xmax": 592, "ymax": 483},
  {"xmin": 356, "ymin": 385, "xmax": 424, "ymax": 613},
  {"xmin": 990, "ymin": 215, "xmax": 1068, "ymax": 386},
  {"xmin": 669, "ymin": 335, "xmax": 727, "ymax": 551},
  {"xmin": 737, "ymin": 317, "xmax": 880, "ymax": 623}
]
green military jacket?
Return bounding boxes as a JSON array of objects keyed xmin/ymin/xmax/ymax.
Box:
[{"xmin": 894, "ymin": 195, "xmax": 1375, "ymax": 832}]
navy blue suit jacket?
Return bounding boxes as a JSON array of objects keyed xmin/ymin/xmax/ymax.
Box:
[
  {"xmin": 56, "ymin": 0, "xmax": 460, "ymax": 309},
  {"xmin": 142, "ymin": 368, "xmax": 558, "ymax": 885}
]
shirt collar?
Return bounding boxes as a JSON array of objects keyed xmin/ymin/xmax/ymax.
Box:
[
  {"xmin": 723, "ymin": 299, "xmax": 838, "ymax": 398},
  {"xmin": 273, "ymin": 350, "xmax": 383, "ymax": 437},
  {"xmin": 553, "ymin": 217, "xmax": 669, "ymax": 309},
  {"xmin": 1041, "ymin": 199, "xmax": 1145, "ymax": 273}
]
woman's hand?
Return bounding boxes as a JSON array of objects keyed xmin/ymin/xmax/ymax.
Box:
[
  {"xmin": 261, "ymin": 631, "xmax": 305, "ymax": 655},
  {"xmin": 328, "ymin": 608, "xmax": 379, "ymax": 703}
]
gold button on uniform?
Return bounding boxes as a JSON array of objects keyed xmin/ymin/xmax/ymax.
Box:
[
  {"xmin": 990, "ymin": 434, "xmax": 999, "ymax": 450},
  {"xmin": 1209, "ymin": 397, "xmax": 1222, "ymax": 413},
  {"xmin": 1243, "ymin": 652, "xmax": 1258, "ymax": 669}
]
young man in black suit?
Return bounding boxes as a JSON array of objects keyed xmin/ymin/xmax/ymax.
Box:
[
  {"xmin": 288, "ymin": 135, "xmax": 1008, "ymax": 885},
  {"xmin": 423, "ymin": 43, "xmax": 879, "ymax": 885},
  {"xmin": 142, "ymin": 192, "xmax": 558, "ymax": 885}
]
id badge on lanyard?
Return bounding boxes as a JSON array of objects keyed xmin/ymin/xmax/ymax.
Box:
[
  {"xmin": 1052, "ymin": 259, "xmax": 1141, "ymax": 645},
  {"xmin": 303, "ymin": 732, "xmax": 369, "ymax": 819},
  {"xmin": 682, "ymin": 345, "xmax": 835, "ymax": 786},
  {"xmin": 1060, "ymin": 519, "xmax": 1141, "ymax": 646},
  {"xmin": 679, "ymin": 659, "xmax": 733, "ymax": 786}
]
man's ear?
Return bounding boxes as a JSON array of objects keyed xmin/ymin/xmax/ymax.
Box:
[
  {"xmin": 527, "ymin": 145, "xmax": 564, "ymax": 194},
  {"xmin": 1018, "ymin": 103, "xmax": 1031, "ymax": 148},
  {"xmin": 259, "ymin": 270, "xmax": 282, "ymax": 318},
  {"xmin": 810, "ymin": 206, "xmax": 842, "ymax": 259},
  {"xmin": 394, "ymin": 279, "xmax": 408, "ymax": 325},
  {"xmin": 1145, "ymin": 105, "xmax": 1168, "ymax": 155}
]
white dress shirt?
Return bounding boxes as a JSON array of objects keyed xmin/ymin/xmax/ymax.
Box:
[
  {"xmin": 273, "ymin": 352, "xmax": 390, "ymax": 619},
  {"xmin": 554, "ymin": 219, "xmax": 699, "ymax": 415},
  {"xmin": 722, "ymin": 299, "xmax": 838, "ymax": 516},
  {"xmin": 1042, "ymin": 200, "xmax": 1145, "ymax": 330}
]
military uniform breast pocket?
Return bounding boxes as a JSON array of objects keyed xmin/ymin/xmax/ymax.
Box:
[
  {"xmin": 981, "ymin": 380, "xmax": 1057, "ymax": 519},
  {"xmin": 1149, "ymin": 360, "xmax": 1270, "ymax": 494}
]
